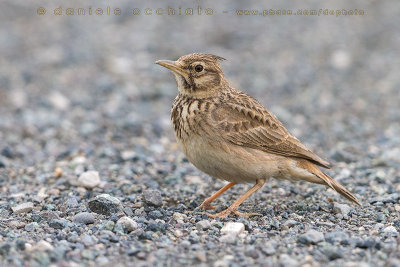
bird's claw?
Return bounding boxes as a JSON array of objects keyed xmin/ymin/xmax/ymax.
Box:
[
  {"xmin": 197, "ymin": 202, "xmax": 217, "ymax": 211},
  {"xmin": 206, "ymin": 208, "xmax": 262, "ymax": 219}
]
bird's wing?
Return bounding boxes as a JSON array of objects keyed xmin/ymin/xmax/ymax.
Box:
[{"xmin": 209, "ymin": 91, "xmax": 331, "ymax": 168}]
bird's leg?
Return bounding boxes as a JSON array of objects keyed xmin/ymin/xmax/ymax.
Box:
[
  {"xmin": 197, "ymin": 182, "xmax": 237, "ymax": 210},
  {"xmin": 207, "ymin": 179, "xmax": 266, "ymax": 218}
]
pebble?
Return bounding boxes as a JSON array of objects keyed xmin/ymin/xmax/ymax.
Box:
[
  {"xmin": 12, "ymin": 202, "xmax": 34, "ymax": 214},
  {"xmin": 323, "ymin": 246, "xmax": 343, "ymax": 261},
  {"xmin": 219, "ymin": 234, "xmax": 238, "ymax": 243},
  {"xmin": 196, "ymin": 220, "xmax": 211, "ymax": 231},
  {"xmin": 78, "ymin": 171, "xmax": 101, "ymax": 189},
  {"xmin": 263, "ymin": 241, "xmax": 277, "ymax": 256},
  {"xmin": 298, "ymin": 229, "xmax": 325, "ymax": 245},
  {"xmin": 73, "ymin": 212, "xmax": 95, "ymax": 225},
  {"xmin": 35, "ymin": 240, "xmax": 54, "ymax": 251},
  {"xmin": 383, "ymin": 226, "xmax": 398, "ymax": 233},
  {"xmin": 173, "ymin": 212, "xmax": 187, "ymax": 221},
  {"xmin": 283, "ymin": 219, "xmax": 298, "ymax": 228},
  {"xmin": 333, "ymin": 202, "xmax": 352, "ymax": 216},
  {"xmin": 88, "ymin": 194, "xmax": 123, "ymax": 215},
  {"xmin": 221, "ymin": 222, "xmax": 245, "ymax": 236},
  {"xmin": 370, "ymin": 193, "xmax": 399, "ymax": 204},
  {"xmin": 49, "ymin": 219, "xmax": 68, "ymax": 229},
  {"xmin": 142, "ymin": 190, "xmax": 163, "ymax": 207},
  {"xmin": 25, "ymin": 222, "xmax": 39, "ymax": 232},
  {"xmin": 66, "ymin": 197, "xmax": 79, "ymax": 208},
  {"xmin": 116, "ymin": 216, "xmax": 138, "ymax": 232},
  {"xmin": 81, "ymin": 234, "xmax": 97, "ymax": 247}
]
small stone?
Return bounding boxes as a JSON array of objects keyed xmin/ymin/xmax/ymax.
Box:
[
  {"xmin": 193, "ymin": 251, "xmax": 207, "ymax": 262},
  {"xmin": 383, "ymin": 226, "xmax": 398, "ymax": 233},
  {"xmin": 73, "ymin": 212, "xmax": 95, "ymax": 225},
  {"xmin": 263, "ymin": 241, "xmax": 277, "ymax": 256},
  {"xmin": 78, "ymin": 171, "xmax": 100, "ymax": 189},
  {"xmin": 283, "ymin": 219, "xmax": 298, "ymax": 228},
  {"xmin": 333, "ymin": 202, "xmax": 352, "ymax": 216},
  {"xmin": 12, "ymin": 202, "xmax": 34, "ymax": 214},
  {"xmin": 81, "ymin": 234, "xmax": 96, "ymax": 247},
  {"xmin": 323, "ymin": 246, "xmax": 343, "ymax": 261},
  {"xmin": 0, "ymin": 157, "xmax": 6, "ymax": 168},
  {"xmin": 0, "ymin": 244, "xmax": 11, "ymax": 256},
  {"xmin": 173, "ymin": 212, "xmax": 187, "ymax": 221},
  {"xmin": 244, "ymin": 246, "xmax": 259, "ymax": 259},
  {"xmin": 280, "ymin": 254, "xmax": 298, "ymax": 267},
  {"xmin": 148, "ymin": 210, "xmax": 163, "ymax": 219},
  {"xmin": 116, "ymin": 216, "xmax": 138, "ymax": 232},
  {"xmin": 370, "ymin": 193, "xmax": 400, "ymax": 204},
  {"xmin": 298, "ymin": 229, "xmax": 324, "ymax": 245},
  {"xmin": 104, "ymin": 221, "xmax": 115, "ymax": 231},
  {"xmin": 121, "ymin": 150, "xmax": 137, "ymax": 161},
  {"xmin": 9, "ymin": 220, "xmax": 25, "ymax": 229},
  {"xmin": 25, "ymin": 222, "xmax": 39, "ymax": 232},
  {"xmin": 331, "ymin": 50, "xmax": 351, "ymax": 69},
  {"xmin": 376, "ymin": 213, "xmax": 386, "ymax": 223},
  {"xmin": 54, "ymin": 167, "xmax": 63, "ymax": 178},
  {"xmin": 49, "ymin": 219, "xmax": 68, "ymax": 229},
  {"xmin": 196, "ymin": 220, "xmax": 212, "ymax": 231},
  {"xmin": 15, "ymin": 239, "xmax": 25, "ymax": 251},
  {"xmin": 35, "ymin": 240, "xmax": 54, "ymax": 251},
  {"xmin": 66, "ymin": 197, "xmax": 79, "ymax": 208},
  {"xmin": 355, "ymin": 237, "xmax": 377, "ymax": 249},
  {"xmin": 219, "ymin": 234, "xmax": 237, "ymax": 243},
  {"xmin": 88, "ymin": 194, "xmax": 123, "ymax": 215},
  {"xmin": 142, "ymin": 190, "xmax": 163, "ymax": 207},
  {"xmin": 48, "ymin": 91, "xmax": 70, "ymax": 110},
  {"xmin": 1, "ymin": 146, "xmax": 14, "ymax": 158},
  {"xmin": 221, "ymin": 222, "xmax": 245, "ymax": 236}
]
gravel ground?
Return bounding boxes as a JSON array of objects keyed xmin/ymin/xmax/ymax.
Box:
[{"xmin": 1, "ymin": 0, "xmax": 400, "ymax": 266}]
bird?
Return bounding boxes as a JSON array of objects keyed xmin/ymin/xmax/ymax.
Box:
[{"xmin": 155, "ymin": 53, "xmax": 360, "ymax": 218}]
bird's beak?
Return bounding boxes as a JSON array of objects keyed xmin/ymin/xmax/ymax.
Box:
[{"xmin": 155, "ymin": 60, "xmax": 188, "ymax": 77}]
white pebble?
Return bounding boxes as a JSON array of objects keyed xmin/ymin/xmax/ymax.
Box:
[
  {"xmin": 221, "ymin": 222, "xmax": 245, "ymax": 236},
  {"xmin": 383, "ymin": 226, "xmax": 398, "ymax": 233},
  {"xmin": 78, "ymin": 171, "xmax": 100, "ymax": 189},
  {"xmin": 36, "ymin": 240, "xmax": 54, "ymax": 251},
  {"xmin": 116, "ymin": 216, "xmax": 138, "ymax": 232}
]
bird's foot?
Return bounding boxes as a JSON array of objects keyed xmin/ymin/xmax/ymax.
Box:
[
  {"xmin": 197, "ymin": 201, "xmax": 217, "ymax": 211},
  {"xmin": 206, "ymin": 208, "xmax": 262, "ymax": 219}
]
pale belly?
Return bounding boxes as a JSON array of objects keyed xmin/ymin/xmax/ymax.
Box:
[{"xmin": 178, "ymin": 136, "xmax": 297, "ymax": 184}]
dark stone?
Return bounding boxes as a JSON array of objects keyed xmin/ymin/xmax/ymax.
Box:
[
  {"xmin": 298, "ymin": 229, "xmax": 324, "ymax": 245},
  {"xmin": 73, "ymin": 212, "xmax": 95, "ymax": 225},
  {"xmin": 15, "ymin": 239, "xmax": 25, "ymax": 251},
  {"xmin": 148, "ymin": 210, "xmax": 163, "ymax": 220},
  {"xmin": 0, "ymin": 243, "xmax": 11, "ymax": 256},
  {"xmin": 370, "ymin": 194, "xmax": 399, "ymax": 204},
  {"xmin": 323, "ymin": 246, "xmax": 343, "ymax": 261},
  {"xmin": 147, "ymin": 222, "xmax": 167, "ymax": 233},
  {"xmin": 1, "ymin": 147, "xmax": 14, "ymax": 158},
  {"xmin": 88, "ymin": 194, "xmax": 122, "ymax": 216},
  {"xmin": 49, "ymin": 219, "xmax": 68, "ymax": 229},
  {"xmin": 142, "ymin": 190, "xmax": 163, "ymax": 207},
  {"xmin": 355, "ymin": 237, "xmax": 378, "ymax": 249},
  {"xmin": 325, "ymin": 231, "xmax": 349, "ymax": 245}
]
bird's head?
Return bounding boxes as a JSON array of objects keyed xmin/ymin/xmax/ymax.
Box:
[{"xmin": 156, "ymin": 53, "xmax": 227, "ymax": 97}]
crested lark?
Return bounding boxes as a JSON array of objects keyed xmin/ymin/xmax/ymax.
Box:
[{"xmin": 156, "ymin": 53, "xmax": 360, "ymax": 218}]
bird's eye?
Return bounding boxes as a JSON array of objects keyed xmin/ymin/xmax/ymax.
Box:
[{"xmin": 194, "ymin": 65, "xmax": 203, "ymax": 72}]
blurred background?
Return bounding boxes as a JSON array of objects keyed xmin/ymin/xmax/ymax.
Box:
[
  {"xmin": 1, "ymin": 0, "xmax": 399, "ymax": 165},
  {"xmin": 1, "ymin": 0, "xmax": 400, "ymax": 265}
]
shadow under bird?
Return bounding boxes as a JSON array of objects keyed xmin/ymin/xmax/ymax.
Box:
[{"xmin": 156, "ymin": 53, "xmax": 360, "ymax": 218}]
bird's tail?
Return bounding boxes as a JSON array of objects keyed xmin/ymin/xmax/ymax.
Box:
[{"xmin": 296, "ymin": 160, "xmax": 361, "ymax": 205}]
